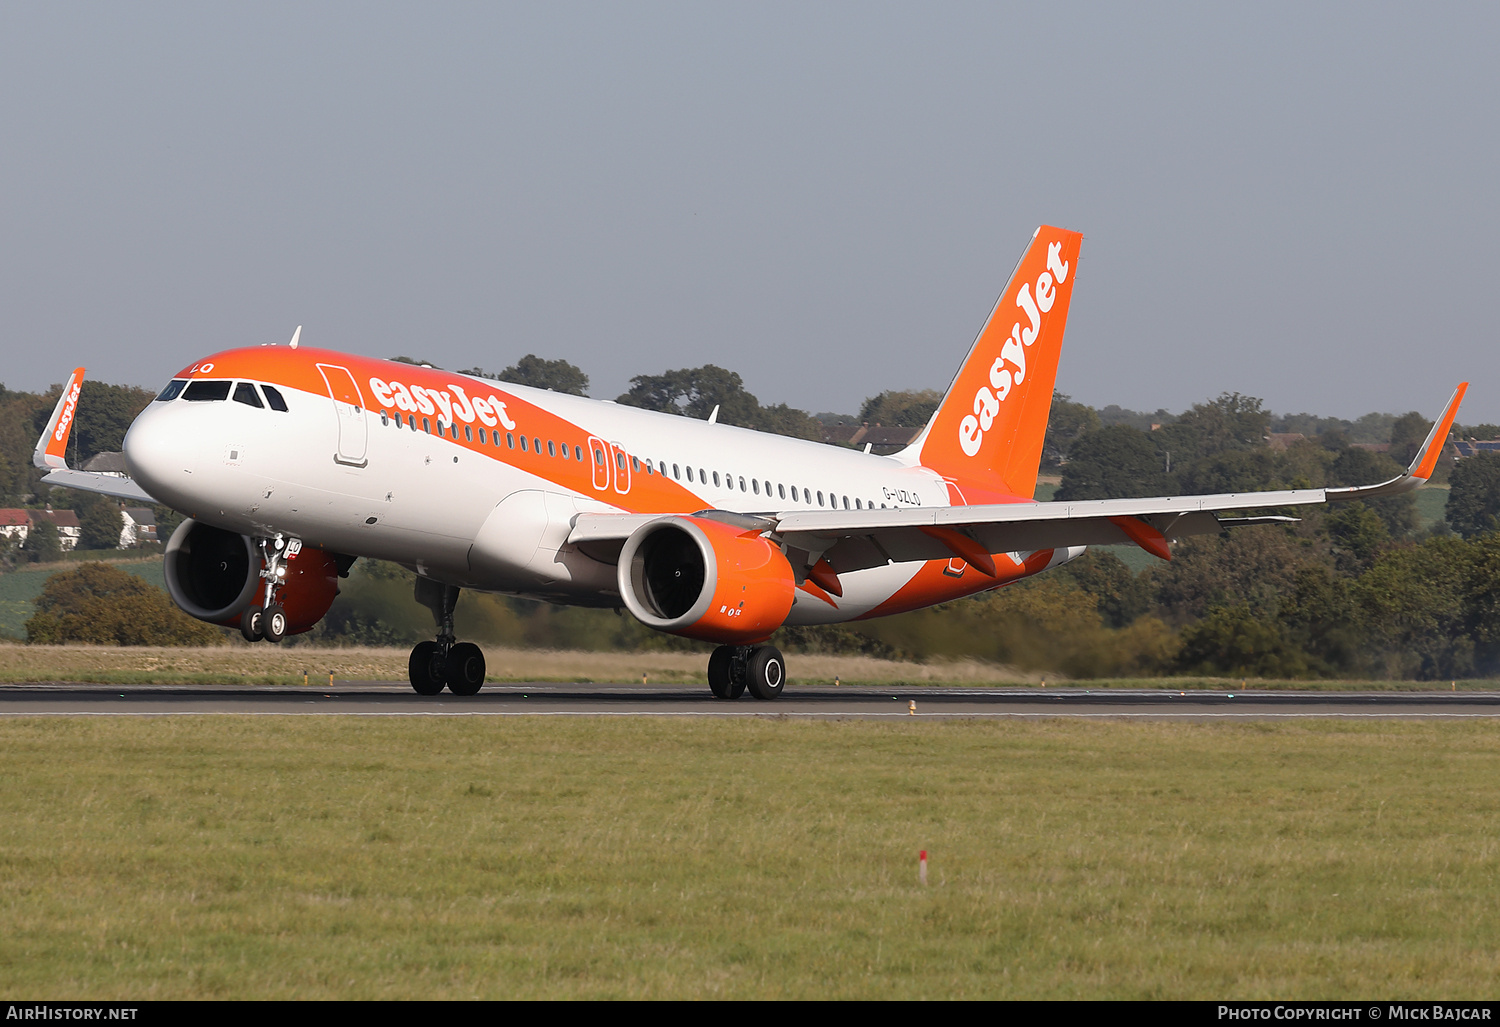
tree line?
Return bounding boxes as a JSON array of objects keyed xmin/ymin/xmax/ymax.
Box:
[{"xmin": 11, "ymin": 354, "xmax": 1500, "ymax": 679}]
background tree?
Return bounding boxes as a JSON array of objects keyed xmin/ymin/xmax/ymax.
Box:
[
  {"xmin": 1388, "ymin": 410, "xmax": 1431, "ymax": 467},
  {"xmin": 857, "ymin": 389, "xmax": 942, "ymax": 428},
  {"xmin": 1153, "ymin": 392, "xmax": 1270, "ymax": 466},
  {"xmin": 77, "ymin": 497, "xmax": 123, "ymax": 551},
  {"xmin": 1446, "ymin": 452, "xmax": 1500, "ymax": 538},
  {"xmin": 25, "ymin": 562, "xmax": 222, "ymax": 645},
  {"xmin": 24, "ymin": 518, "xmax": 60, "ymax": 563},
  {"xmin": 465, "ymin": 354, "xmax": 590, "ymax": 396},
  {"xmin": 1055, "ymin": 424, "xmax": 1172, "ymax": 500},
  {"xmin": 1328, "ymin": 446, "xmax": 1418, "ymax": 537},
  {"xmin": 66, "ymin": 381, "xmax": 154, "ymax": 463},
  {"xmin": 1041, "ymin": 392, "xmax": 1101, "ymax": 468}
]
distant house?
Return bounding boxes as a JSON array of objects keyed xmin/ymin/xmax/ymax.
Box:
[
  {"xmin": 33, "ymin": 508, "xmax": 81, "ymax": 551},
  {"xmin": 819, "ymin": 422, "xmax": 921, "ymax": 455},
  {"xmin": 1453, "ymin": 440, "xmax": 1500, "ymax": 459},
  {"xmin": 1266, "ymin": 433, "xmax": 1307, "ymax": 451},
  {"xmin": 121, "ymin": 508, "xmax": 158, "ymax": 547},
  {"xmin": 0, "ymin": 509, "xmax": 31, "ymax": 544},
  {"xmin": 80, "ymin": 452, "xmax": 130, "ymax": 477}
]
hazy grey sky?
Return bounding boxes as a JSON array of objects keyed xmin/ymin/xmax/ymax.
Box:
[{"xmin": 3, "ymin": 3, "xmax": 1496, "ymax": 423}]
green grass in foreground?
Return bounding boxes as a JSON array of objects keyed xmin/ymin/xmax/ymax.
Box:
[{"xmin": 1, "ymin": 718, "xmax": 1498, "ymax": 999}]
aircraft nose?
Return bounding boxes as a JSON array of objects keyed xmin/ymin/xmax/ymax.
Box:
[{"xmin": 123, "ymin": 406, "xmax": 190, "ymax": 507}]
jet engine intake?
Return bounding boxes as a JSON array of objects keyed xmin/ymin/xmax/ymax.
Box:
[
  {"xmin": 163, "ymin": 519, "xmax": 341, "ymax": 635},
  {"xmin": 617, "ymin": 516, "xmax": 795, "ymax": 644}
]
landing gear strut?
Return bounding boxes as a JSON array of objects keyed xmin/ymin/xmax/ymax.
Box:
[
  {"xmin": 241, "ymin": 534, "xmax": 296, "ymax": 644},
  {"xmin": 707, "ymin": 644, "xmax": 786, "ymax": 701},
  {"xmin": 408, "ymin": 578, "xmax": 487, "ymax": 696}
]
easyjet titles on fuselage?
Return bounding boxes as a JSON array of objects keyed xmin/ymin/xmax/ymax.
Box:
[{"xmin": 367, "ymin": 375, "xmax": 518, "ymax": 431}]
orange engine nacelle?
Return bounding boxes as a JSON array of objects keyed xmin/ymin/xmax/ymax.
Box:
[
  {"xmin": 162, "ymin": 519, "xmax": 341, "ymax": 635},
  {"xmin": 617, "ymin": 515, "xmax": 795, "ymax": 645}
]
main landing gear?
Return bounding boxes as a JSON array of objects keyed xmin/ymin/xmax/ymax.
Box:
[
  {"xmin": 240, "ymin": 534, "xmax": 296, "ymax": 644},
  {"xmin": 408, "ymin": 577, "xmax": 487, "ymax": 696},
  {"xmin": 707, "ymin": 644, "xmax": 786, "ymax": 701}
]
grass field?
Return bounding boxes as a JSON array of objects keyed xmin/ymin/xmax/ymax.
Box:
[
  {"xmin": 0, "ymin": 642, "xmax": 1050, "ymax": 686},
  {"xmin": 1, "ymin": 643, "xmax": 1495, "ymax": 690},
  {"xmin": 0, "ymin": 717, "xmax": 1496, "ymax": 999}
]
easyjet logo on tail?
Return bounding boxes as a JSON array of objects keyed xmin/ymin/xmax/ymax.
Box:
[{"xmin": 958, "ymin": 242, "xmax": 1070, "ymax": 457}]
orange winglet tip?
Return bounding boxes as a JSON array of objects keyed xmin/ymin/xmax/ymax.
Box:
[
  {"xmin": 920, "ymin": 525, "xmax": 998, "ymax": 577},
  {"xmin": 807, "ymin": 558, "xmax": 843, "ymax": 597},
  {"xmin": 1410, "ymin": 382, "xmax": 1468, "ymax": 482},
  {"xmin": 1109, "ymin": 516, "xmax": 1171, "ymax": 561}
]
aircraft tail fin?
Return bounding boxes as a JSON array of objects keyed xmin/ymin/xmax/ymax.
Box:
[{"xmin": 911, "ymin": 226, "xmax": 1082, "ymax": 497}]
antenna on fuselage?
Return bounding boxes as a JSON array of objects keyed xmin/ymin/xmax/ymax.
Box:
[
  {"xmin": 707, "ymin": 404, "xmax": 720, "ymax": 424},
  {"xmin": 288, "ymin": 325, "xmax": 302, "ymax": 349}
]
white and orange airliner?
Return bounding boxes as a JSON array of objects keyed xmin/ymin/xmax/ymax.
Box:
[{"xmin": 33, "ymin": 227, "xmax": 1467, "ymax": 698}]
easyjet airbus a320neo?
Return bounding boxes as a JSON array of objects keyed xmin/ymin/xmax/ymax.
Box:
[{"xmin": 33, "ymin": 227, "xmax": 1467, "ymax": 698}]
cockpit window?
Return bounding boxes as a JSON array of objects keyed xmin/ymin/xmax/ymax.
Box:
[
  {"xmin": 261, "ymin": 385, "xmax": 289, "ymax": 412},
  {"xmin": 232, "ymin": 382, "xmax": 264, "ymax": 408},
  {"xmin": 182, "ymin": 380, "xmax": 232, "ymax": 402},
  {"xmin": 155, "ymin": 379, "xmax": 187, "ymax": 402}
]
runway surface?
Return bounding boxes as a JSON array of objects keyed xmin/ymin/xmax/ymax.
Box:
[{"xmin": 3, "ymin": 683, "xmax": 1500, "ymax": 718}]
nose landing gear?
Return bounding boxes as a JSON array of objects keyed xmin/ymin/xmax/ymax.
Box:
[
  {"xmin": 240, "ymin": 535, "xmax": 297, "ymax": 643},
  {"xmin": 707, "ymin": 643, "xmax": 785, "ymax": 700},
  {"xmin": 408, "ymin": 577, "xmax": 487, "ymax": 696}
]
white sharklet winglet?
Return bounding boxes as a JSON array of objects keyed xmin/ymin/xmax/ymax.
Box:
[
  {"xmin": 32, "ymin": 367, "xmax": 85, "ymax": 470},
  {"xmin": 1324, "ymin": 382, "xmax": 1468, "ymax": 503}
]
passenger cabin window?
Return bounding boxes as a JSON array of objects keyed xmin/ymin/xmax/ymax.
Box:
[
  {"xmin": 465, "ymin": 425, "xmax": 473, "ymax": 442},
  {"xmin": 520, "ymin": 436, "xmax": 528, "ymax": 452},
  {"xmin": 574, "ymin": 445, "xmax": 584, "ymax": 461},
  {"xmin": 156, "ymin": 380, "xmax": 187, "ymax": 402},
  {"xmin": 548, "ymin": 440, "xmax": 556, "ymax": 457},
  {"xmin": 233, "ymin": 382, "xmax": 264, "ymax": 408},
  {"xmin": 183, "ymin": 380, "xmax": 231, "ymax": 402},
  {"xmin": 261, "ymin": 385, "xmax": 289, "ymax": 412}
]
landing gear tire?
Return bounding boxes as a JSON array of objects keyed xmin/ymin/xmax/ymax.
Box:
[
  {"xmin": 708, "ymin": 645, "xmax": 746, "ymax": 700},
  {"xmin": 408, "ymin": 640, "xmax": 446, "ymax": 695},
  {"xmin": 240, "ymin": 607, "xmax": 264, "ymax": 643},
  {"xmin": 261, "ymin": 604, "xmax": 287, "ymax": 644},
  {"xmin": 745, "ymin": 645, "xmax": 786, "ymax": 701},
  {"xmin": 445, "ymin": 642, "xmax": 486, "ymax": 696}
]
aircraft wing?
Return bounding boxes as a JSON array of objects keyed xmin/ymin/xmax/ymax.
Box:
[
  {"xmin": 32, "ymin": 368, "xmax": 161, "ymax": 504},
  {"xmin": 570, "ymin": 383, "xmax": 1467, "ymax": 577},
  {"xmin": 776, "ymin": 382, "xmax": 1468, "ymax": 575}
]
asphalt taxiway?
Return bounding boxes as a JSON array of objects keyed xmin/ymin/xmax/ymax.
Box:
[{"xmin": 2, "ymin": 683, "xmax": 1499, "ymax": 718}]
